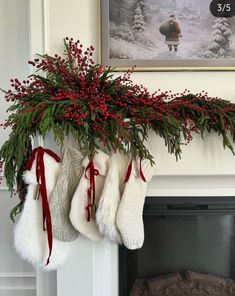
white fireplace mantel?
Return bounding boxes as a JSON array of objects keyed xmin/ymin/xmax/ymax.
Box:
[
  {"xmin": 31, "ymin": 130, "xmax": 235, "ymax": 296},
  {"xmin": 56, "ymin": 169, "xmax": 235, "ymax": 296},
  {"xmin": 54, "ymin": 134, "xmax": 235, "ymax": 296}
]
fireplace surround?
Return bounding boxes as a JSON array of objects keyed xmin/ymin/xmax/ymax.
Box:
[
  {"xmin": 119, "ymin": 196, "xmax": 235, "ymax": 296},
  {"xmin": 57, "ymin": 175, "xmax": 235, "ymax": 296}
]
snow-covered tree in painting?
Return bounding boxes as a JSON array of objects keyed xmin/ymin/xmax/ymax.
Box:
[
  {"xmin": 204, "ymin": 18, "xmax": 232, "ymax": 58},
  {"xmin": 115, "ymin": 22, "xmax": 135, "ymax": 42},
  {"xmin": 132, "ymin": 4, "xmax": 145, "ymax": 33}
]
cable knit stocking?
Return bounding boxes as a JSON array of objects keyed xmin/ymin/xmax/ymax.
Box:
[
  {"xmin": 14, "ymin": 151, "xmax": 71, "ymax": 270},
  {"xmin": 50, "ymin": 147, "xmax": 83, "ymax": 242},
  {"xmin": 70, "ymin": 150, "xmax": 109, "ymax": 242},
  {"xmin": 116, "ymin": 134, "xmax": 157, "ymax": 249}
]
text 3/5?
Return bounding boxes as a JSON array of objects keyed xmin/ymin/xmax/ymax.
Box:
[{"xmin": 217, "ymin": 4, "xmax": 231, "ymax": 12}]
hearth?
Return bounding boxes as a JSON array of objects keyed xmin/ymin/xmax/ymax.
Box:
[
  {"xmin": 119, "ymin": 196, "xmax": 235, "ymax": 296},
  {"xmin": 129, "ymin": 271, "xmax": 235, "ymax": 296}
]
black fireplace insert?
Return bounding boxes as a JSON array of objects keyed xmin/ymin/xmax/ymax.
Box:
[{"xmin": 119, "ymin": 196, "xmax": 235, "ymax": 296}]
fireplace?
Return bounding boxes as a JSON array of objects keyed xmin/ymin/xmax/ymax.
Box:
[{"xmin": 119, "ymin": 196, "xmax": 235, "ymax": 295}]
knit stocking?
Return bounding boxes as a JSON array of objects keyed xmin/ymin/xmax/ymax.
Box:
[
  {"xmin": 116, "ymin": 134, "xmax": 157, "ymax": 249},
  {"xmin": 14, "ymin": 151, "xmax": 71, "ymax": 270},
  {"xmin": 50, "ymin": 147, "xmax": 83, "ymax": 242},
  {"xmin": 96, "ymin": 151, "xmax": 128, "ymax": 244},
  {"xmin": 70, "ymin": 150, "xmax": 109, "ymax": 242}
]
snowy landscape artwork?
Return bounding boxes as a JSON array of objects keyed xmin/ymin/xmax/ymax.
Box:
[{"xmin": 100, "ymin": 0, "xmax": 235, "ymax": 70}]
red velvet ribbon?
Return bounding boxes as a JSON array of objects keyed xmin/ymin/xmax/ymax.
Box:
[
  {"xmin": 85, "ymin": 160, "xmax": 99, "ymax": 221},
  {"xmin": 124, "ymin": 160, "xmax": 133, "ymax": 183},
  {"xmin": 25, "ymin": 146, "xmax": 61, "ymax": 266},
  {"xmin": 139, "ymin": 159, "xmax": 147, "ymax": 182},
  {"xmin": 124, "ymin": 159, "xmax": 146, "ymax": 183}
]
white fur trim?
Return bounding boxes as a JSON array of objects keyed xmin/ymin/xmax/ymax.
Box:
[
  {"xmin": 23, "ymin": 169, "xmax": 37, "ymax": 185},
  {"xmin": 96, "ymin": 152, "xmax": 126, "ymax": 244},
  {"xmin": 14, "ymin": 151, "xmax": 71, "ymax": 270},
  {"xmin": 23, "ymin": 152, "xmax": 61, "ymax": 190}
]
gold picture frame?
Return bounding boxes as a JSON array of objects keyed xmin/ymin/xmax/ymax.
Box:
[{"xmin": 99, "ymin": 0, "xmax": 235, "ymax": 71}]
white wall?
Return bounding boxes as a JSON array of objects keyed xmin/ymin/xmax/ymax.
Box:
[
  {"xmin": 0, "ymin": 0, "xmax": 37, "ymax": 295},
  {"xmin": 0, "ymin": 1, "xmax": 58, "ymax": 295},
  {"xmin": 0, "ymin": 0, "xmax": 31, "ymax": 271},
  {"xmin": 0, "ymin": 0, "xmax": 30, "ymax": 146}
]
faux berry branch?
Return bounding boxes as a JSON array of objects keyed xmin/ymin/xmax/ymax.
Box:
[{"xmin": 1, "ymin": 37, "xmax": 235, "ymax": 219}]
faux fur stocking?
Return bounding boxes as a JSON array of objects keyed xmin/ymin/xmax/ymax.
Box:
[
  {"xmin": 14, "ymin": 151, "xmax": 71, "ymax": 270},
  {"xmin": 96, "ymin": 151, "xmax": 128, "ymax": 244}
]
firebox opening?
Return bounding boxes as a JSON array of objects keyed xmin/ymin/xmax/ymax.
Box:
[{"xmin": 119, "ymin": 196, "xmax": 235, "ymax": 296}]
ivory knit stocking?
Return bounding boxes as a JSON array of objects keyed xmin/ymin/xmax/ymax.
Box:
[
  {"xmin": 70, "ymin": 150, "xmax": 109, "ymax": 242},
  {"xmin": 116, "ymin": 133, "xmax": 157, "ymax": 249}
]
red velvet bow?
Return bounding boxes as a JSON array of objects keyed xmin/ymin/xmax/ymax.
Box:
[
  {"xmin": 25, "ymin": 146, "xmax": 61, "ymax": 266},
  {"xmin": 124, "ymin": 159, "xmax": 146, "ymax": 183},
  {"xmin": 85, "ymin": 160, "xmax": 99, "ymax": 221}
]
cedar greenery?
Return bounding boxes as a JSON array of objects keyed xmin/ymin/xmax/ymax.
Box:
[{"xmin": 1, "ymin": 37, "xmax": 235, "ymax": 219}]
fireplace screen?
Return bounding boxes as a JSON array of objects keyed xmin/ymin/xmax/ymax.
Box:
[{"xmin": 119, "ymin": 196, "xmax": 235, "ymax": 296}]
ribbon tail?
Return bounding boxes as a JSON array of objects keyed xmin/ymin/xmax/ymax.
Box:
[
  {"xmin": 44, "ymin": 148, "xmax": 61, "ymax": 162},
  {"xmin": 85, "ymin": 204, "xmax": 91, "ymax": 222},
  {"xmin": 139, "ymin": 159, "xmax": 147, "ymax": 182},
  {"xmin": 38, "ymin": 150, "xmax": 53, "ymax": 266},
  {"xmin": 85, "ymin": 163, "xmax": 92, "ymax": 222},
  {"xmin": 25, "ymin": 146, "xmax": 61, "ymax": 266},
  {"xmin": 90, "ymin": 160, "xmax": 95, "ymax": 206},
  {"xmin": 25, "ymin": 147, "xmax": 40, "ymax": 170},
  {"xmin": 124, "ymin": 160, "xmax": 133, "ymax": 183},
  {"xmin": 85, "ymin": 160, "xmax": 99, "ymax": 221},
  {"xmin": 42, "ymin": 208, "xmax": 46, "ymax": 231},
  {"xmin": 45, "ymin": 215, "xmax": 53, "ymax": 266}
]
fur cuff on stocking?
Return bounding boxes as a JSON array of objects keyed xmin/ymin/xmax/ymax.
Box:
[{"xmin": 14, "ymin": 153, "xmax": 71, "ymax": 270}]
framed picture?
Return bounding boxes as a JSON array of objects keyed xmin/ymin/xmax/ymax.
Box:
[{"xmin": 99, "ymin": 0, "xmax": 235, "ymax": 71}]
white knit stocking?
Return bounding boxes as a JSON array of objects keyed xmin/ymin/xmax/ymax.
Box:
[
  {"xmin": 70, "ymin": 150, "xmax": 109, "ymax": 242},
  {"xmin": 116, "ymin": 133, "xmax": 157, "ymax": 249}
]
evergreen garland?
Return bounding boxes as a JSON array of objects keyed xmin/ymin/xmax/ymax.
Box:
[{"xmin": 1, "ymin": 37, "xmax": 235, "ymax": 219}]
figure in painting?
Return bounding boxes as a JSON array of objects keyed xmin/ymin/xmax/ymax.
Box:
[{"xmin": 159, "ymin": 14, "xmax": 182, "ymax": 52}]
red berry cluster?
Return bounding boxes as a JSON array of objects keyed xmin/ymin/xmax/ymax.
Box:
[{"xmin": 2, "ymin": 37, "xmax": 235, "ymax": 158}]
